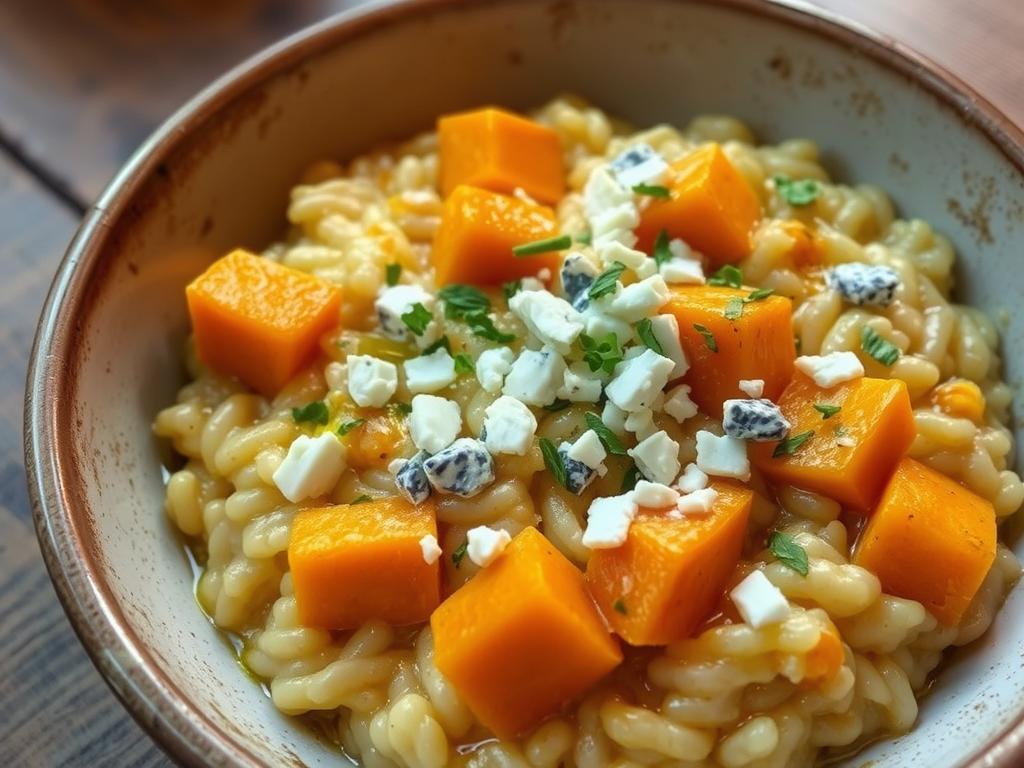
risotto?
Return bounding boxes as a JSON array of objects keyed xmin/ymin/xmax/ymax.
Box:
[{"xmin": 153, "ymin": 97, "xmax": 1023, "ymax": 768}]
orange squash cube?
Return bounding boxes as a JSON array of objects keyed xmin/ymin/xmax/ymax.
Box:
[
  {"xmin": 663, "ymin": 285, "xmax": 795, "ymax": 416},
  {"xmin": 432, "ymin": 185, "xmax": 559, "ymax": 286},
  {"xmin": 186, "ymin": 249, "xmax": 341, "ymax": 396},
  {"xmin": 586, "ymin": 482, "xmax": 753, "ymax": 646},
  {"xmin": 431, "ymin": 527, "xmax": 621, "ymax": 738},
  {"xmin": 634, "ymin": 143, "xmax": 761, "ymax": 263},
  {"xmin": 288, "ymin": 498, "xmax": 440, "ymax": 629},
  {"xmin": 439, "ymin": 107, "xmax": 565, "ymax": 204},
  {"xmin": 854, "ymin": 458, "xmax": 996, "ymax": 625},
  {"xmin": 749, "ymin": 374, "xmax": 914, "ymax": 511}
]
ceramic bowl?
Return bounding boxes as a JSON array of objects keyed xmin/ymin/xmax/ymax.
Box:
[{"xmin": 25, "ymin": 0, "xmax": 1024, "ymax": 765}]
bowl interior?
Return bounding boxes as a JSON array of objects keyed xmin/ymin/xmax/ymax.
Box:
[{"xmin": 32, "ymin": 0, "xmax": 1024, "ymax": 765}]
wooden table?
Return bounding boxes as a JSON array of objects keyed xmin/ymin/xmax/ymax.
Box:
[{"xmin": 1, "ymin": 1, "xmax": 1020, "ymax": 764}]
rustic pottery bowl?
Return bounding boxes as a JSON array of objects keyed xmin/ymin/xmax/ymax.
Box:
[{"xmin": 25, "ymin": 0, "xmax": 1024, "ymax": 765}]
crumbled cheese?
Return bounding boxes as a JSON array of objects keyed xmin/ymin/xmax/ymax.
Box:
[
  {"xmin": 582, "ymin": 494, "xmax": 639, "ymax": 549},
  {"xmin": 602, "ymin": 400, "xmax": 629, "ymax": 436},
  {"xmin": 394, "ymin": 451, "xmax": 432, "ymax": 505},
  {"xmin": 414, "ymin": 319, "xmax": 444, "ymax": 351},
  {"xmin": 795, "ymin": 351, "xmax": 865, "ymax": 388},
  {"xmin": 581, "ymin": 303, "xmax": 634, "ymax": 347},
  {"xmin": 346, "ymin": 355, "xmax": 398, "ymax": 408},
  {"xmin": 597, "ymin": 240, "xmax": 648, "ymax": 272},
  {"xmin": 475, "ymin": 347, "xmax": 515, "ymax": 394},
  {"xmin": 559, "ymin": 443, "xmax": 600, "ymax": 494},
  {"xmin": 722, "ymin": 399, "xmax": 791, "ymax": 441},
  {"xmin": 419, "ymin": 534, "xmax": 442, "ymax": 565},
  {"xmin": 605, "ymin": 349, "xmax": 675, "ymax": 412},
  {"xmin": 607, "ymin": 275, "xmax": 671, "ymax": 322},
  {"xmin": 375, "ymin": 284, "xmax": 435, "ymax": 338},
  {"xmin": 634, "ymin": 258, "xmax": 658, "ymax": 280},
  {"xmin": 738, "ymin": 379, "xmax": 765, "ymax": 398},
  {"xmin": 272, "ymin": 432, "xmax": 346, "ymax": 503},
  {"xmin": 695, "ymin": 430, "xmax": 751, "ymax": 481},
  {"xmin": 675, "ymin": 463, "xmax": 709, "ymax": 493},
  {"xmin": 659, "ymin": 239, "xmax": 706, "ymax": 285},
  {"xmin": 558, "ymin": 363, "xmax": 604, "ymax": 403},
  {"xmin": 583, "ymin": 167, "xmax": 639, "ymax": 249},
  {"xmin": 676, "ymin": 487, "xmax": 719, "ymax": 515},
  {"xmin": 520, "ymin": 276, "xmax": 546, "ymax": 292},
  {"xmin": 662, "ymin": 383, "xmax": 699, "ymax": 423},
  {"xmin": 423, "ymin": 438, "xmax": 495, "ymax": 497},
  {"xmin": 730, "ymin": 570, "xmax": 791, "ymax": 628},
  {"xmin": 502, "ymin": 347, "xmax": 566, "ymax": 406},
  {"xmin": 566, "ymin": 429, "xmax": 607, "ymax": 471},
  {"xmin": 482, "ymin": 396, "xmax": 537, "ymax": 456},
  {"xmin": 324, "ymin": 361, "xmax": 347, "ymax": 392},
  {"xmin": 648, "ymin": 314, "xmax": 689, "ymax": 378},
  {"xmin": 827, "ymin": 263, "xmax": 901, "ymax": 307},
  {"xmin": 631, "ymin": 480, "xmax": 679, "ymax": 509},
  {"xmin": 628, "ymin": 430, "xmax": 681, "ymax": 486},
  {"xmin": 508, "ymin": 290, "xmax": 584, "ymax": 354},
  {"xmin": 624, "ymin": 408, "xmax": 657, "ymax": 441},
  {"xmin": 404, "ymin": 348, "xmax": 457, "ymax": 393},
  {"xmin": 560, "ymin": 253, "xmax": 599, "ymax": 309},
  {"xmin": 609, "ymin": 142, "xmax": 669, "ymax": 188},
  {"xmin": 410, "ymin": 394, "xmax": 461, "ymax": 454},
  {"xmin": 466, "ymin": 526, "xmax": 512, "ymax": 567}
]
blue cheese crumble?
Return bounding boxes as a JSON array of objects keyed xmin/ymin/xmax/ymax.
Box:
[
  {"xmin": 826, "ymin": 263, "xmax": 901, "ymax": 307},
  {"xmin": 423, "ymin": 438, "xmax": 495, "ymax": 497},
  {"xmin": 722, "ymin": 398, "xmax": 791, "ymax": 441},
  {"xmin": 393, "ymin": 451, "xmax": 432, "ymax": 505}
]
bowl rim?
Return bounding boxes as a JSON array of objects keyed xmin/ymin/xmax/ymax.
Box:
[{"xmin": 23, "ymin": 0, "xmax": 1024, "ymax": 766}]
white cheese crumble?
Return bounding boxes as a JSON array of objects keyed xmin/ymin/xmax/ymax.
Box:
[
  {"xmin": 581, "ymin": 303, "xmax": 634, "ymax": 347},
  {"xmin": 675, "ymin": 463, "xmax": 709, "ymax": 493},
  {"xmin": 521, "ymin": 276, "xmax": 546, "ymax": 291},
  {"xmin": 660, "ymin": 239, "xmax": 706, "ymax": 285},
  {"xmin": 403, "ymin": 348, "xmax": 457, "ymax": 393},
  {"xmin": 475, "ymin": 347, "xmax": 515, "ymax": 393},
  {"xmin": 739, "ymin": 378, "xmax": 765, "ymax": 398},
  {"xmin": 730, "ymin": 570, "xmax": 791, "ymax": 628},
  {"xmin": 375, "ymin": 284, "xmax": 435, "ymax": 339},
  {"xmin": 582, "ymin": 493, "xmax": 639, "ymax": 549},
  {"xmin": 502, "ymin": 347, "xmax": 567, "ymax": 406},
  {"xmin": 607, "ymin": 274, "xmax": 671, "ymax": 322},
  {"xmin": 648, "ymin": 314, "xmax": 689, "ymax": 378},
  {"xmin": 583, "ymin": 167, "xmax": 639, "ymax": 249},
  {"xmin": 409, "ymin": 394, "xmax": 461, "ymax": 454},
  {"xmin": 346, "ymin": 355, "xmax": 398, "ymax": 408},
  {"xmin": 508, "ymin": 290, "xmax": 584, "ymax": 354},
  {"xmin": 662, "ymin": 383, "xmax": 699, "ymax": 423},
  {"xmin": 566, "ymin": 429, "xmax": 607, "ymax": 471},
  {"xmin": 628, "ymin": 430, "xmax": 681, "ymax": 486},
  {"xmin": 419, "ymin": 534, "xmax": 442, "ymax": 565},
  {"xmin": 324, "ymin": 361, "xmax": 347, "ymax": 392},
  {"xmin": 695, "ymin": 430, "xmax": 751, "ymax": 481},
  {"xmin": 605, "ymin": 348, "xmax": 675, "ymax": 412},
  {"xmin": 795, "ymin": 351, "xmax": 865, "ymax": 388},
  {"xmin": 676, "ymin": 487, "xmax": 719, "ymax": 516},
  {"xmin": 558, "ymin": 363, "xmax": 604, "ymax": 403},
  {"xmin": 602, "ymin": 400, "xmax": 629, "ymax": 436},
  {"xmin": 609, "ymin": 142, "xmax": 669, "ymax": 188},
  {"xmin": 596, "ymin": 240, "xmax": 648, "ymax": 272},
  {"xmin": 631, "ymin": 480, "xmax": 679, "ymax": 509},
  {"xmin": 482, "ymin": 396, "xmax": 537, "ymax": 456},
  {"xmin": 272, "ymin": 432, "xmax": 346, "ymax": 503},
  {"xmin": 624, "ymin": 408, "xmax": 657, "ymax": 441},
  {"xmin": 466, "ymin": 525, "xmax": 512, "ymax": 567}
]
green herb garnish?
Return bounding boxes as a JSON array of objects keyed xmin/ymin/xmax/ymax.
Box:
[
  {"xmin": 401, "ymin": 302, "xmax": 432, "ymax": 336},
  {"xmin": 337, "ymin": 418, "xmax": 365, "ymax": 436},
  {"xmin": 502, "ymin": 279, "xmax": 523, "ymax": 301},
  {"xmin": 439, "ymin": 284, "xmax": 491, "ymax": 317},
  {"xmin": 351, "ymin": 494, "xmax": 372, "ymax": 505},
  {"xmin": 575, "ymin": 232, "xmax": 593, "ymax": 245},
  {"xmin": 544, "ymin": 399, "xmax": 572, "ymax": 412},
  {"xmin": 585, "ymin": 412, "xmax": 627, "ymax": 456},
  {"xmin": 513, "ymin": 234, "xmax": 573, "ymax": 257},
  {"xmin": 579, "ymin": 332, "xmax": 623, "ymax": 375},
  {"xmin": 620, "ymin": 464, "xmax": 641, "ymax": 493},
  {"xmin": 861, "ymin": 326, "xmax": 901, "ymax": 366},
  {"xmin": 724, "ymin": 297, "xmax": 744, "ymax": 320},
  {"xmin": 632, "ymin": 183, "xmax": 670, "ymax": 198},
  {"xmin": 466, "ymin": 313, "xmax": 515, "ymax": 343},
  {"xmin": 774, "ymin": 176, "xmax": 820, "ymax": 206},
  {"xmin": 773, "ymin": 430, "xmax": 814, "ymax": 458},
  {"xmin": 452, "ymin": 540, "xmax": 468, "ymax": 568},
  {"xmin": 746, "ymin": 287, "xmax": 775, "ymax": 302},
  {"xmin": 453, "ymin": 353, "xmax": 475, "ymax": 375},
  {"xmin": 588, "ymin": 261, "xmax": 626, "ymax": 300},
  {"xmin": 613, "ymin": 598, "xmax": 628, "ymax": 614},
  {"xmin": 421, "ymin": 335, "xmax": 452, "ymax": 355},
  {"xmin": 292, "ymin": 401, "xmax": 329, "ymax": 425},
  {"xmin": 813, "ymin": 403, "xmax": 841, "ymax": 419},
  {"xmin": 385, "ymin": 263, "xmax": 401, "ymax": 286},
  {"xmin": 768, "ymin": 531, "xmax": 810, "ymax": 576},
  {"xmin": 395, "ymin": 402, "xmax": 413, "ymax": 415},
  {"xmin": 636, "ymin": 318, "xmax": 664, "ymax": 354},
  {"xmin": 693, "ymin": 323, "xmax": 718, "ymax": 352},
  {"xmin": 652, "ymin": 229, "xmax": 672, "ymax": 268},
  {"xmin": 708, "ymin": 264, "xmax": 742, "ymax": 288},
  {"xmin": 539, "ymin": 437, "xmax": 568, "ymax": 489}
]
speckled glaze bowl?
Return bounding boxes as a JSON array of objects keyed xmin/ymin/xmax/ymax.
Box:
[{"xmin": 25, "ymin": 0, "xmax": 1024, "ymax": 765}]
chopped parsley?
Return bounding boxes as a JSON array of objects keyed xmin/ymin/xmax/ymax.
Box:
[
  {"xmin": 292, "ymin": 400, "xmax": 329, "ymax": 425},
  {"xmin": 453, "ymin": 353, "xmax": 475, "ymax": 375},
  {"xmin": 452, "ymin": 540, "xmax": 468, "ymax": 568},
  {"xmin": 438, "ymin": 284, "xmax": 491, "ymax": 317},
  {"xmin": 746, "ymin": 287, "xmax": 775, "ymax": 302},
  {"xmin": 861, "ymin": 326, "xmax": 901, "ymax": 366},
  {"xmin": 351, "ymin": 494, "xmax": 372, "ymax": 505},
  {"xmin": 512, "ymin": 234, "xmax": 573, "ymax": 257},
  {"xmin": 768, "ymin": 531, "xmax": 810, "ymax": 576},
  {"xmin": 632, "ymin": 182, "xmax": 670, "ymax": 198},
  {"xmin": 774, "ymin": 176, "xmax": 820, "ymax": 206},
  {"xmin": 585, "ymin": 412, "xmax": 627, "ymax": 456},
  {"xmin": 544, "ymin": 399, "xmax": 572, "ymax": 412},
  {"xmin": 401, "ymin": 302, "xmax": 432, "ymax": 336},
  {"xmin": 421, "ymin": 335, "xmax": 451, "ymax": 355},
  {"xmin": 336, "ymin": 418, "xmax": 365, "ymax": 436},
  {"xmin": 588, "ymin": 261, "xmax": 626, "ymax": 300},
  {"xmin": 620, "ymin": 463, "xmax": 641, "ymax": 493},
  {"xmin": 385, "ymin": 263, "xmax": 401, "ymax": 286},
  {"xmin": 724, "ymin": 297, "xmax": 744, "ymax": 320},
  {"xmin": 652, "ymin": 229, "xmax": 672, "ymax": 268},
  {"xmin": 708, "ymin": 264, "xmax": 743, "ymax": 288},
  {"xmin": 612, "ymin": 598, "xmax": 628, "ymax": 614},
  {"xmin": 813, "ymin": 403, "xmax": 841, "ymax": 419},
  {"xmin": 502, "ymin": 279, "xmax": 523, "ymax": 301},
  {"xmin": 467, "ymin": 313, "xmax": 515, "ymax": 343},
  {"xmin": 773, "ymin": 430, "xmax": 814, "ymax": 458},
  {"xmin": 539, "ymin": 437, "xmax": 568, "ymax": 489},
  {"xmin": 575, "ymin": 232, "xmax": 593, "ymax": 245},
  {"xmin": 395, "ymin": 402, "xmax": 413, "ymax": 415},
  {"xmin": 579, "ymin": 332, "xmax": 623, "ymax": 374},
  {"xmin": 693, "ymin": 323, "xmax": 718, "ymax": 352},
  {"xmin": 636, "ymin": 318, "xmax": 664, "ymax": 354}
]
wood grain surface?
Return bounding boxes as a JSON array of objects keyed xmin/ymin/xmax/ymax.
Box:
[{"xmin": 0, "ymin": 1, "xmax": 1020, "ymax": 765}]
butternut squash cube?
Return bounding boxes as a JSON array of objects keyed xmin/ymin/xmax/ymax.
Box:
[
  {"xmin": 186, "ymin": 249, "xmax": 341, "ymax": 396},
  {"xmin": 431, "ymin": 527, "xmax": 621, "ymax": 738},
  {"xmin": 289, "ymin": 498, "xmax": 440, "ymax": 629},
  {"xmin": 586, "ymin": 481, "xmax": 753, "ymax": 646},
  {"xmin": 854, "ymin": 458, "xmax": 996, "ymax": 625},
  {"xmin": 635, "ymin": 143, "xmax": 761, "ymax": 263},
  {"xmin": 439, "ymin": 107, "xmax": 565, "ymax": 204},
  {"xmin": 432, "ymin": 185, "xmax": 559, "ymax": 286},
  {"xmin": 663, "ymin": 285, "xmax": 795, "ymax": 416},
  {"xmin": 749, "ymin": 374, "xmax": 914, "ymax": 511}
]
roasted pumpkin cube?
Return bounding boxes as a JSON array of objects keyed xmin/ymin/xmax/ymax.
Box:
[
  {"xmin": 439, "ymin": 107, "xmax": 565, "ymax": 204},
  {"xmin": 186, "ymin": 249, "xmax": 341, "ymax": 396},
  {"xmin": 749, "ymin": 374, "xmax": 914, "ymax": 511},
  {"xmin": 586, "ymin": 481, "xmax": 753, "ymax": 646},
  {"xmin": 663, "ymin": 285, "xmax": 795, "ymax": 416},
  {"xmin": 432, "ymin": 185, "xmax": 559, "ymax": 286},
  {"xmin": 854, "ymin": 458, "xmax": 996, "ymax": 625},
  {"xmin": 289, "ymin": 498, "xmax": 440, "ymax": 629},
  {"xmin": 431, "ymin": 526, "xmax": 621, "ymax": 738},
  {"xmin": 634, "ymin": 143, "xmax": 761, "ymax": 263}
]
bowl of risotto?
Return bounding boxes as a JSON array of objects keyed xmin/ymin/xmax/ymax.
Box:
[{"xmin": 25, "ymin": 0, "xmax": 1024, "ymax": 766}]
